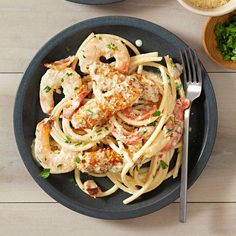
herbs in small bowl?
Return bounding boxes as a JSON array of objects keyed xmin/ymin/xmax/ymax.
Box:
[{"xmin": 215, "ymin": 14, "xmax": 236, "ymax": 62}]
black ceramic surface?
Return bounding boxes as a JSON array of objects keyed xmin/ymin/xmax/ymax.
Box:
[
  {"xmin": 14, "ymin": 16, "xmax": 217, "ymax": 219},
  {"xmin": 66, "ymin": 0, "xmax": 123, "ymax": 5}
]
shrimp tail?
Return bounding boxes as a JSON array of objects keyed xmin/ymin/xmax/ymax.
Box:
[{"xmin": 44, "ymin": 56, "xmax": 76, "ymax": 70}]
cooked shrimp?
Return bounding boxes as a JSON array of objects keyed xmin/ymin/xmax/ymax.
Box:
[
  {"xmin": 127, "ymin": 141, "xmax": 142, "ymax": 155},
  {"xmin": 33, "ymin": 118, "xmax": 78, "ymax": 174},
  {"xmin": 121, "ymin": 103, "xmax": 157, "ymax": 121},
  {"xmin": 89, "ymin": 62, "xmax": 127, "ymax": 91},
  {"xmin": 71, "ymin": 74, "xmax": 143, "ymax": 129},
  {"xmin": 174, "ymin": 98, "xmax": 190, "ymax": 121},
  {"xmin": 112, "ymin": 126, "xmax": 155, "ymax": 145},
  {"xmin": 44, "ymin": 56, "xmax": 77, "ymax": 70},
  {"xmin": 165, "ymin": 55, "xmax": 183, "ymax": 79},
  {"xmin": 40, "ymin": 68, "xmax": 82, "ymax": 114},
  {"xmin": 142, "ymin": 78, "xmax": 161, "ymax": 103},
  {"xmin": 89, "ymin": 63, "xmax": 161, "ymax": 103},
  {"xmin": 78, "ymin": 35, "xmax": 130, "ymax": 74},
  {"xmin": 77, "ymin": 148, "xmax": 123, "ymax": 174},
  {"xmin": 83, "ymin": 180, "xmax": 101, "ymax": 198},
  {"xmin": 161, "ymin": 98, "xmax": 190, "ymax": 151},
  {"xmin": 62, "ymin": 85, "xmax": 90, "ymax": 119}
]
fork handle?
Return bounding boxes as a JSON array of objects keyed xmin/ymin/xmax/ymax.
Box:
[{"xmin": 179, "ymin": 107, "xmax": 190, "ymax": 223}]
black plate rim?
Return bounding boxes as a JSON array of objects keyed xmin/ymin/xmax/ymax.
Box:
[
  {"xmin": 14, "ymin": 16, "xmax": 218, "ymax": 220},
  {"xmin": 66, "ymin": 0, "xmax": 124, "ymax": 5}
]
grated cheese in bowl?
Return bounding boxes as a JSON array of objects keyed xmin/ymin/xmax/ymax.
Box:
[{"xmin": 187, "ymin": 0, "xmax": 230, "ymax": 9}]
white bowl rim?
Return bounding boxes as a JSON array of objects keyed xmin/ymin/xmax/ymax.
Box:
[{"xmin": 177, "ymin": 0, "xmax": 236, "ymax": 16}]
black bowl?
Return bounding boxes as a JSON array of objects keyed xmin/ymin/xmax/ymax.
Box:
[
  {"xmin": 66, "ymin": 0, "xmax": 124, "ymax": 5},
  {"xmin": 14, "ymin": 16, "xmax": 217, "ymax": 219}
]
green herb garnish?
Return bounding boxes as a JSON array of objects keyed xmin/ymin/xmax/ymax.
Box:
[
  {"xmin": 152, "ymin": 111, "xmax": 161, "ymax": 117},
  {"xmin": 68, "ymin": 177, "xmax": 76, "ymax": 184},
  {"xmin": 65, "ymin": 135, "xmax": 72, "ymax": 144},
  {"xmin": 75, "ymin": 142, "xmax": 82, "ymax": 146},
  {"xmin": 39, "ymin": 168, "xmax": 50, "ymax": 179},
  {"xmin": 75, "ymin": 157, "xmax": 81, "ymax": 163},
  {"xmin": 166, "ymin": 128, "xmax": 173, "ymax": 134},
  {"xmin": 61, "ymin": 78, "xmax": 64, "ymax": 82},
  {"xmin": 86, "ymin": 109, "xmax": 94, "ymax": 115},
  {"xmin": 65, "ymin": 47, "xmax": 70, "ymax": 52},
  {"xmin": 215, "ymin": 14, "xmax": 236, "ymax": 62},
  {"xmin": 107, "ymin": 43, "xmax": 117, "ymax": 50},
  {"xmin": 176, "ymin": 82, "xmax": 183, "ymax": 90},
  {"xmin": 160, "ymin": 160, "xmax": 168, "ymax": 169},
  {"xmin": 57, "ymin": 164, "xmax": 63, "ymax": 168},
  {"xmin": 43, "ymin": 85, "xmax": 51, "ymax": 93},
  {"xmin": 66, "ymin": 72, "xmax": 73, "ymax": 76},
  {"xmin": 140, "ymin": 129, "xmax": 147, "ymax": 136},
  {"xmin": 147, "ymin": 122, "xmax": 156, "ymax": 127}
]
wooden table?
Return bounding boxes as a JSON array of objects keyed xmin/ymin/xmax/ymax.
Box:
[{"xmin": 1, "ymin": 0, "xmax": 236, "ymax": 235}]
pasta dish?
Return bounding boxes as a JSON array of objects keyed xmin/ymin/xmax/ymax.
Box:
[{"xmin": 32, "ymin": 33, "xmax": 189, "ymax": 204}]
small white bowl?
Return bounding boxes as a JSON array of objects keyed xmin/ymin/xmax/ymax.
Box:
[{"xmin": 177, "ymin": 0, "xmax": 236, "ymax": 16}]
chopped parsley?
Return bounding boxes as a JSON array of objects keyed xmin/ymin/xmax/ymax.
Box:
[
  {"xmin": 148, "ymin": 122, "xmax": 156, "ymax": 127},
  {"xmin": 152, "ymin": 111, "xmax": 161, "ymax": 117},
  {"xmin": 166, "ymin": 128, "xmax": 173, "ymax": 134},
  {"xmin": 74, "ymin": 87, "xmax": 79, "ymax": 91},
  {"xmin": 107, "ymin": 43, "xmax": 117, "ymax": 50},
  {"xmin": 68, "ymin": 177, "xmax": 76, "ymax": 184},
  {"xmin": 176, "ymin": 83, "xmax": 183, "ymax": 90},
  {"xmin": 215, "ymin": 14, "xmax": 236, "ymax": 61},
  {"xmin": 160, "ymin": 160, "xmax": 168, "ymax": 169},
  {"xmin": 75, "ymin": 157, "xmax": 81, "ymax": 163},
  {"xmin": 57, "ymin": 164, "xmax": 63, "ymax": 168},
  {"xmin": 97, "ymin": 129, "xmax": 102, "ymax": 134},
  {"xmin": 140, "ymin": 129, "xmax": 147, "ymax": 136},
  {"xmin": 43, "ymin": 85, "xmax": 51, "ymax": 93},
  {"xmin": 65, "ymin": 135, "xmax": 72, "ymax": 144},
  {"xmin": 98, "ymin": 36, "xmax": 102, "ymax": 40},
  {"xmin": 65, "ymin": 47, "xmax": 70, "ymax": 52},
  {"xmin": 39, "ymin": 168, "xmax": 50, "ymax": 179},
  {"xmin": 61, "ymin": 78, "xmax": 64, "ymax": 82},
  {"xmin": 86, "ymin": 109, "xmax": 94, "ymax": 115},
  {"xmin": 82, "ymin": 55, "xmax": 86, "ymax": 59},
  {"xmin": 66, "ymin": 72, "xmax": 73, "ymax": 76},
  {"xmin": 75, "ymin": 142, "xmax": 82, "ymax": 146}
]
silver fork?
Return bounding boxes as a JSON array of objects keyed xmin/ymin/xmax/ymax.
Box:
[{"xmin": 179, "ymin": 48, "xmax": 202, "ymax": 223}]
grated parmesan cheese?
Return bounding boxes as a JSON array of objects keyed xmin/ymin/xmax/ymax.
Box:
[{"xmin": 187, "ymin": 0, "xmax": 230, "ymax": 9}]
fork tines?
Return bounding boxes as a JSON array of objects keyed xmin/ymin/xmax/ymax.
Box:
[{"xmin": 179, "ymin": 48, "xmax": 202, "ymax": 85}]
